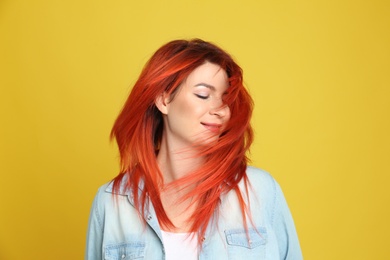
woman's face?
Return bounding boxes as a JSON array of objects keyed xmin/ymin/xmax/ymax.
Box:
[{"xmin": 159, "ymin": 62, "xmax": 231, "ymax": 148}]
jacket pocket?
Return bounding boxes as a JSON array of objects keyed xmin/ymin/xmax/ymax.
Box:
[
  {"xmin": 225, "ymin": 227, "xmax": 267, "ymax": 248},
  {"xmin": 104, "ymin": 242, "xmax": 145, "ymax": 260},
  {"xmin": 225, "ymin": 227, "xmax": 267, "ymax": 259}
]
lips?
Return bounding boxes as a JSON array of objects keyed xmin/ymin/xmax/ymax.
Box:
[{"xmin": 201, "ymin": 122, "xmax": 222, "ymax": 133}]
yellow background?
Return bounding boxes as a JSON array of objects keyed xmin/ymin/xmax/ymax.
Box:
[{"xmin": 1, "ymin": 0, "xmax": 389, "ymax": 259}]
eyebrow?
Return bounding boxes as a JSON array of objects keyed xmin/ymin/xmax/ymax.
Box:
[{"xmin": 194, "ymin": 83, "xmax": 216, "ymax": 91}]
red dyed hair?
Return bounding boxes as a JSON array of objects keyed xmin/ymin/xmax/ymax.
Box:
[{"xmin": 111, "ymin": 39, "xmax": 254, "ymax": 241}]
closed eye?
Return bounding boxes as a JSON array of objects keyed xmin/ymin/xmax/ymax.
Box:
[{"xmin": 194, "ymin": 94, "xmax": 209, "ymax": 99}]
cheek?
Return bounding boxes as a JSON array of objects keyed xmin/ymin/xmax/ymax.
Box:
[
  {"xmin": 181, "ymin": 94, "xmax": 206, "ymax": 116},
  {"xmin": 225, "ymin": 107, "xmax": 232, "ymax": 122},
  {"xmin": 170, "ymin": 96, "xmax": 201, "ymax": 122}
]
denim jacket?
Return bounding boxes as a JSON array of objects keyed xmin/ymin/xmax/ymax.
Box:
[{"xmin": 85, "ymin": 166, "xmax": 302, "ymax": 259}]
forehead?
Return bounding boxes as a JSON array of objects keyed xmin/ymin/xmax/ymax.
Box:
[{"xmin": 185, "ymin": 62, "xmax": 229, "ymax": 90}]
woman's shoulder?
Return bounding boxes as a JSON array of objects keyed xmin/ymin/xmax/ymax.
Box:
[
  {"xmin": 96, "ymin": 174, "xmax": 132, "ymax": 196},
  {"xmin": 90, "ymin": 181, "xmax": 115, "ymax": 209},
  {"xmin": 89, "ymin": 177, "xmax": 135, "ymax": 220},
  {"xmin": 245, "ymin": 166, "xmax": 278, "ymax": 190},
  {"xmin": 243, "ymin": 166, "xmax": 286, "ymax": 206},
  {"xmin": 91, "ymin": 177, "xmax": 129, "ymax": 207}
]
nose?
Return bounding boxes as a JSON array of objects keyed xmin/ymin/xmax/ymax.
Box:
[{"xmin": 209, "ymin": 103, "xmax": 230, "ymax": 118}]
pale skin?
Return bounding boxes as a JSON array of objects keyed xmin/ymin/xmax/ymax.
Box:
[{"xmin": 155, "ymin": 62, "xmax": 231, "ymax": 232}]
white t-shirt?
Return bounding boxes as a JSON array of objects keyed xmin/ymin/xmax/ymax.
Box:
[{"xmin": 161, "ymin": 230, "xmax": 198, "ymax": 260}]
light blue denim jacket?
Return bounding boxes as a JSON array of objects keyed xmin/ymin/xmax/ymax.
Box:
[{"xmin": 85, "ymin": 166, "xmax": 302, "ymax": 259}]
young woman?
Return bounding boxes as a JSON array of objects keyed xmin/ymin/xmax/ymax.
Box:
[{"xmin": 86, "ymin": 39, "xmax": 302, "ymax": 259}]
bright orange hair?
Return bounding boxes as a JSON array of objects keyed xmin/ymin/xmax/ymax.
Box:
[{"xmin": 111, "ymin": 39, "xmax": 254, "ymax": 242}]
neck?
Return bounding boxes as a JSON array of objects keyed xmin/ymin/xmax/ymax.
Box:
[
  {"xmin": 157, "ymin": 139, "xmax": 205, "ymax": 184},
  {"xmin": 156, "ymin": 134, "xmax": 207, "ymax": 232}
]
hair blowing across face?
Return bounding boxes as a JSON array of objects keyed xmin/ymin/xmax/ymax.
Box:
[{"xmin": 111, "ymin": 39, "xmax": 254, "ymax": 242}]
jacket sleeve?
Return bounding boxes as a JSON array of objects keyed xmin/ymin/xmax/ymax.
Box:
[
  {"xmin": 272, "ymin": 179, "xmax": 303, "ymax": 259},
  {"xmin": 85, "ymin": 187, "xmax": 104, "ymax": 260}
]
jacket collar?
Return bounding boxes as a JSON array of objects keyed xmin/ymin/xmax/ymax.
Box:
[{"xmin": 104, "ymin": 173, "xmax": 144, "ymax": 195}]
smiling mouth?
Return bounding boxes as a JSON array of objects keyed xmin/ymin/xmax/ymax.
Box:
[{"xmin": 201, "ymin": 123, "xmax": 222, "ymax": 133}]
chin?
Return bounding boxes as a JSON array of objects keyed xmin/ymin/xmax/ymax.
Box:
[{"xmin": 193, "ymin": 134, "xmax": 220, "ymax": 147}]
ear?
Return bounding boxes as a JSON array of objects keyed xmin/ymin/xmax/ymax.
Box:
[{"xmin": 155, "ymin": 93, "xmax": 169, "ymax": 115}]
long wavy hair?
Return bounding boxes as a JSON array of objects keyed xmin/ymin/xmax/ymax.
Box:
[{"xmin": 111, "ymin": 39, "xmax": 254, "ymax": 242}]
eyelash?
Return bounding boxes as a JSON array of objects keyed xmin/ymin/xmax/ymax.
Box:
[{"xmin": 194, "ymin": 94, "xmax": 209, "ymax": 100}]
